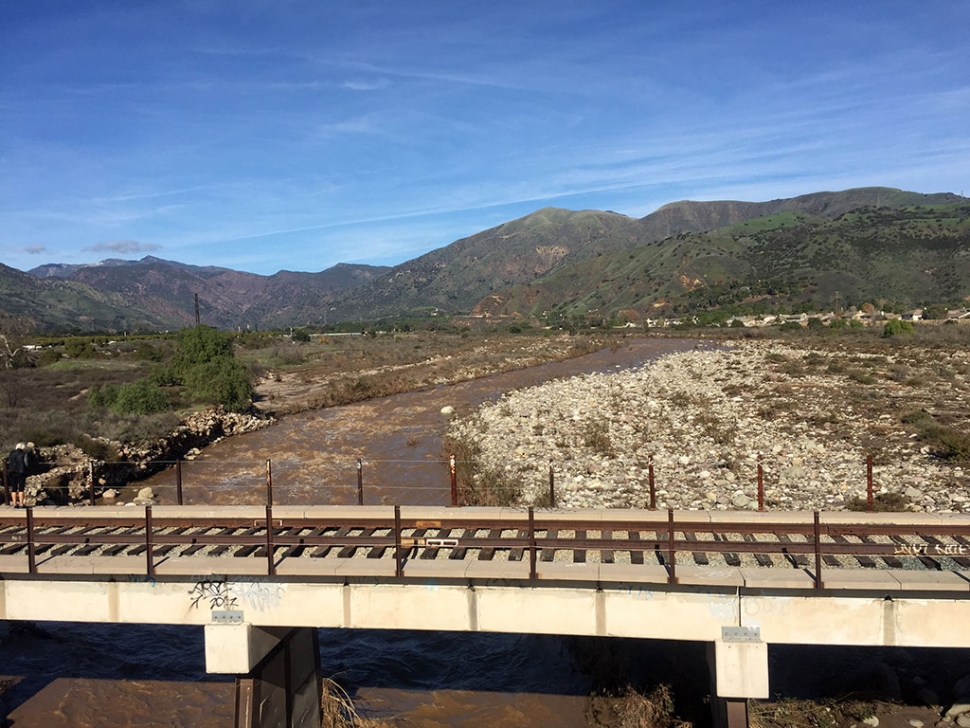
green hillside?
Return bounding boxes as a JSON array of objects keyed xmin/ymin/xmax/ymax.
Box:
[{"xmin": 487, "ymin": 203, "xmax": 970, "ymax": 323}]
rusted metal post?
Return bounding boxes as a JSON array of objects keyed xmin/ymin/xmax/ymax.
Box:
[
  {"xmin": 667, "ymin": 508, "xmax": 677, "ymax": 584},
  {"xmin": 757, "ymin": 454, "xmax": 764, "ymax": 512},
  {"xmin": 394, "ymin": 505, "xmax": 403, "ymax": 578},
  {"xmin": 176, "ymin": 459, "xmax": 183, "ymax": 506},
  {"xmin": 265, "ymin": 504, "xmax": 275, "ymax": 576},
  {"xmin": 548, "ymin": 463, "xmax": 556, "ymax": 509},
  {"xmin": 89, "ymin": 460, "xmax": 96, "ymax": 506},
  {"xmin": 648, "ymin": 455, "xmax": 656, "ymax": 510},
  {"xmin": 265, "ymin": 459, "xmax": 273, "ymax": 507},
  {"xmin": 26, "ymin": 505, "xmax": 36, "ymax": 574},
  {"xmin": 356, "ymin": 458, "xmax": 363, "ymax": 505},
  {"xmin": 449, "ymin": 454, "xmax": 458, "ymax": 507},
  {"xmin": 528, "ymin": 507, "xmax": 537, "ymax": 580},
  {"xmin": 145, "ymin": 505, "xmax": 155, "ymax": 578},
  {"xmin": 2, "ymin": 461, "xmax": 9, "ymax": 507},
  {"xmin": 813, "ymin": 511, "xmax": 823, "ymax": 590},
  {"xmin": 866, "ymin": 455, "xmax": 874, "ymax": 511}
]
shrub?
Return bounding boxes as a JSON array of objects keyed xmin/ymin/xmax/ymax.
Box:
[
  {"xmin": 169, "ymin": 326, "xmax": 235, "ymax": 379},
  {"xmin": 35, "ymin": 348, "xmax": 62, "ymax": 367},
  {"xmin": 883, "ymin": 319, "xmax": 914, "ymax": 337},
  {"xmin": 291, "ymin": 329, "xmax": 311, "ymax": 343},
  {"xmin": 88, "ymin": 383, "xmax": 120, "ymax": 408},
  {"xmin": 112, "ymin": 379, "xmax": 171, "ymax": 415},
  {"xmin": 64, "ymin": 338, "xmax": 97, "ymax": 358},
  {"xmin": 163, "ymin": 326, "xmax": 253, "ymax": 411},
  {"xmin": 582, "ymin": 420, "xmax": 615, "ymax": 457},
  {"xmin": 183, "ymin": 357, "xmax": 253, "ymax": 412}
]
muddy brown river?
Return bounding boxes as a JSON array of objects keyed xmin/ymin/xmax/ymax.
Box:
[{"xmin": 0, "ymin": 337, "xmax": 964, "ymax": 726}]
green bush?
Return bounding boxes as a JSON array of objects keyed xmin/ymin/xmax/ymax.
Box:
[
  {"xmin": 883, "ymin": 319, "xmax": 914, "ymax": 337},
  {"xmin": 88, "ymin": 383, "xmax": 119, "ymax": 408},
  {"xmin": 64, "ymin": 338, "xmax": 97, "ymax": 358},
  {"xmin": 36, "ymin": 348, "xmax": 62, "ymax": 367},
  {"xmin": 183, "ymin": 357, "xmax": 253, "ymax": 412},
  {"xmin": 112, "ymin": 379, "xmax": 170, "ymax": 415},
  {"xmin": 169, "ymin": 326, "xmax": 235, "ymax": 379},
  {"xmin": 160, "ymin": 326, "xmax": 253, "ymax": 411},
  {"xmin": 291, "ymin": 329, "xmax": 311, "ymax": 343}
]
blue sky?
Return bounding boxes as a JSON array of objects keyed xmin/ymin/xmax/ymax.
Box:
[{"xmin": 2, "ymin": 1, "xmax": 968, "ymax": 276}]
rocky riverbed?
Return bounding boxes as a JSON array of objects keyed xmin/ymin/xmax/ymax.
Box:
[{"xmin": 448, "ymin": 339, "xmax": 970, "ymax": 512}]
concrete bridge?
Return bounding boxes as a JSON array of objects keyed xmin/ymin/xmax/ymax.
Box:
[{"xmin": 1, "ymin": 504, "xmax": 969, "ymax": 728}]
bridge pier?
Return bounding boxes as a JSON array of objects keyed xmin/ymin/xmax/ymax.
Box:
[
  {"xmin": 707, "ymin": 632, "xmax": 769, "ymax": 728},
  {"xmin": 205, "ymin": 623, "xmax": 322, "ymax": 728}
]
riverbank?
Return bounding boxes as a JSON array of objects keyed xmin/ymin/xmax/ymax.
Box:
[{"xmin": 447, "ymin": 339, "xmax": 970, "ymax": 512}]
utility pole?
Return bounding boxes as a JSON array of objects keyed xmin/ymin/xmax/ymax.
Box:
[{"xmin": 194, "ymin": 293, "xmax": 200, "ymax": 327}]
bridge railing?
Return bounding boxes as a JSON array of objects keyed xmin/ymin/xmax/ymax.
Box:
[{"xmin": 0, "ymin": 507, "xmax": 969, "ymax": 589}]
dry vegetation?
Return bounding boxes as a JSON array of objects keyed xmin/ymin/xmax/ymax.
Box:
[
  {"xmin": 246, "ymin": 330, "xmax": 602, "ymax": 415},
  {"xmin": 0, "ymin": 329, "xmax": 605, "ymax": 455}
]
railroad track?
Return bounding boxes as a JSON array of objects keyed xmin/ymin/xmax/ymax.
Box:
[{"xmin": 1, "ymin": 506, "xmax": 969, "ymax": 588}]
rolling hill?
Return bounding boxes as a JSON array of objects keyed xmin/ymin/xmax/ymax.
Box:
[{"xmin": 3, "ymin": 187, "xmax": 967, "ymax": 331}]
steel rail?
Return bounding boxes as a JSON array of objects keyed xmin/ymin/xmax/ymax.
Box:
[{"xmin": 0, "ymin": 507, "xmax": 968, "ymax": 586}]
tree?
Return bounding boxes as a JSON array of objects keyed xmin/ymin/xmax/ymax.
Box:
[
  {"xmin": 164, "ymin": 326, "xmax": 253, "ymax": 412},
  {"xmin": 883, "ymin": 319, "xmax": 914, "ymax": 337},
  {"xmin": 922, "ymin": 304, "xmax": 948, "ymax": 320},
  {"xmin": 0, "ymin": 315, "xmax": 34, "ymax": 370}
]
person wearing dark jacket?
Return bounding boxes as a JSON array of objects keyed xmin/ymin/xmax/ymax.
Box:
[{"xmin": 6, "ymin": 442, "xmax": 30, "ymax": 509}]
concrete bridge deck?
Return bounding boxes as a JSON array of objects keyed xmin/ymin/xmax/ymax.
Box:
[{"xmin": 1, "ymin": 505, "xmax": 968, "ymax": 728}]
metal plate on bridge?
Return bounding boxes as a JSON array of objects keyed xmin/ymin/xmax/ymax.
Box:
[
  {"xmin": 722, "ymin": 626, "xmax": 761, "ymax": 643},
  {"xmin": 212, "ymin": 610, "xmax": 244, "ymax": 624},
  {"xmin": 426, "ymin": 538, "xmax": 459, "ymax": 548}
]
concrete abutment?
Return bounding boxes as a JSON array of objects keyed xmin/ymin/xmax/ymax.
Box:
[{"xmin": 206, "ymin": 623, "xmax": 321, "ymax": 728}]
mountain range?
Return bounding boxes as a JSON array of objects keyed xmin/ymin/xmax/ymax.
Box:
[{"xmin": 3, "ymin": 187, "xmax": 968, "ymax": 332}]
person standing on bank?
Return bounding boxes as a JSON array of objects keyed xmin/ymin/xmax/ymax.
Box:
[{"xmin": 6, "ymin": 442, "xmax": 30, "ymax": 509}]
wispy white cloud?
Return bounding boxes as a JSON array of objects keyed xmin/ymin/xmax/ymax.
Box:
[
  {"xmin": 84, "ymin": 240, "xmax": 162, "ymax": 254},
  {"xmin": 341, "ymin": 77, "xmax": 389, "ymax": 92}
]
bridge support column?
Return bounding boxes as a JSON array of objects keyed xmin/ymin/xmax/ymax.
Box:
[
  {"xmin": 205, "ymin": 623, "xmax": 322, "ymax": 728},
  {"xmin": 707, "ymin": 631, "xmax": 769, "ymax": 728}
]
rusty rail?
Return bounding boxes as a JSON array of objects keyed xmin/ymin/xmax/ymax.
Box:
[{"xmin": 0, "ymin": 507, "xmax": 968, "ymax": 587}]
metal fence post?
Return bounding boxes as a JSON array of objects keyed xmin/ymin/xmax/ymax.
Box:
[
  {"xmin": 356, "ymin": 458, "xmax": 363, "ymax": 505},
  {"xmin": 866, "ymin": 455, "xmax": 874, "ymax": 511},
  {"xmin": 176, "ymin": 459, "xmax": 183, "ymax": 506},
  {"xmin": 449, "ymin": 455, "xmax": 458, "ymax": 507},
  {"xmin": 757, "ymin": 454, "xmax": 764, "ymax": 511},
  {"xmin": 394, "ymin": 505, "xmax": 403, "ymax": 578},
  {"xmin": 145, "ymin": 505, "xmax": 155, "ymax": 578},
  {"xmin": 265, "ymin": 459, "xmax": 273, "ymax": 507},
  {"xmin": 266, "ymin": 504, "xmax": 275, "ymax": 576},
  {"xmin": 813, "ymin": 511, "xmax": 823, "ymax": 590},
  {"xmin": 89, "ymin": 460, "xmax": 96, "ymax": 506},
  {"xmin": 667, "ymin": 508, "xmax": 677, "ymax": 584},
  {"xmin": 26, "ymin": 505, "xmax": 36, "ymax": 574},
  {"xmin": 528, "ymin": 507, "xmax": 537, "ymax": 580},
  {"xmin": 2, "ymin": 461, "xmax": 9, "ymax": 506},
  {"xmin": 648, "ymin": 455, "xmax": 656, "ymax": 510},
  {"xmin": 548, "ymin": 463, "xmax": 555, "ymax": 509}
]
